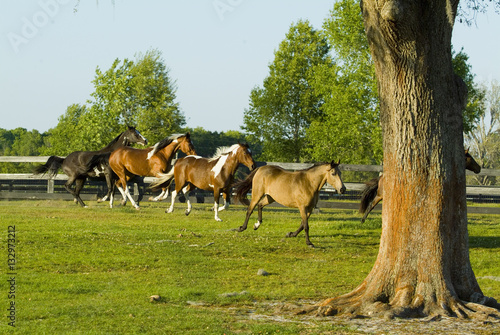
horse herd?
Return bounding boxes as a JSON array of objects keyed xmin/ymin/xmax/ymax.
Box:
[{"xmin": 34, "ymin": 127, "xmax": 481, "ymax": 247}]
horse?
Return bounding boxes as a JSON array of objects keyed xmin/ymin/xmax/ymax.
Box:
[
  {"xmin": 233, "ymin": 161, "xmax": 346, "ymax": 247},
  {"xmin": 359, "ymin": 149, "xmax": 482, "ymax": 223},
  {"xmin": 87, "ymin": 133, "xmax": 196, "ymax": 209},
  {"xmin": 150, "ymin": 143, "xmax": 256, "ymax": 221},
  {"xmin": 33, "ymin": 126, "xmax": 148, "ymax": 207}
]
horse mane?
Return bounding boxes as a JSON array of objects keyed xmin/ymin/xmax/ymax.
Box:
[
  {"xmin": 303, "ymin": 162, "xmax": 329, "ymax": 171},
  {"xmin": 101, "ymin": 132, "xmax": 125, "ymax": 150},
  {"xmin": 149, "ymin": 133, "xmax": 185, "ymax": 156},
  {"xmin": 208, "ymin": 144, "xmax": 241, "ymax": 162}
]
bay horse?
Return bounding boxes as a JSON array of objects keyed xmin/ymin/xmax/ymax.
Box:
[
  {"xmin": 233, "ymin": 161, "xmax": 346, "ymax": 247},
  {"xmin": 359, "ymin": 149, "xmax": 482, "ymax": 223},
  {"xmin": 33, "ymin": 126, "xmax": 147, "ymax": 207},
  {"xmin": 151, "ymin": 143, "xmax": 256, "ymax": 221},
  {"xmin": 87, "ymin": 133, "xmax": 196, "ymax": 209}
]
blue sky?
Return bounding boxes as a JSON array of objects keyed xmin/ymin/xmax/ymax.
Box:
[{"xmin": 1, "ymin": 1, "xmax": 499, "ymax": 133}]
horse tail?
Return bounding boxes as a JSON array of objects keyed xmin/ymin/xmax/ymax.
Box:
[
  {"xmin": 232, "ymin": 168, "xmax": 259, "ymax": 206},
  {"xmin": 149, "ymin": 166, "xmax": 175, "ymax": 191},
  {"xmin": 84, "ymin": 153, "xmax": 111, "ymax": 174},
  {"xmin": 33, "ymin": 156, "xmax": 65, "ymax": 178},
  {"xmin": 359, "ymin": 177, "xmax": 380, "ymax": 214}
]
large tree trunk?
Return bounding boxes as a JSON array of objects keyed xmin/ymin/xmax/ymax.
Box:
[{"xmin": 318, "ymin": 0, "xmax": 500, "ymax": 318}]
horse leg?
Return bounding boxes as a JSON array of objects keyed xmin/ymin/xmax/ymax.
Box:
[
  {"xmin": 73, "ymin": 178, "xmax": 88, "ymax": 208},
  {"xmin": 238, "ymin": 194, "xmax": 266, "ymax": 232},
  {"xmin": 150, "ymin": 188, "xmax": 168, "ymax": 202},
  {"xmin": 99, "ymin": 170, "xmax": 113, "ymax": 203},
  {"xmin": 286, "ymin": 206, "xmax": 314, "ymax": 247},
  {"xmin": 166, "ymin": 188, "xmax": 179, "ymax": 213},
  {"xmin": 64, "ymin": 176, "xmax": 86, "ymax": 207},
  {"xmin": 182, "ymin": 184, "xmax": 193, "ymax": 216},
  {"xmin": 253, "ymin": 195, "xmax": 274, "ymax": 230},
  {"xmin": 217, "ymin": 191, "xmax": 230, "ymax": 212},
  {"xmin": 212, "ymin": 187, "xmax": 223, "ymax": 221},
  {"xmin": 361, "ymin": 194, "xmax": 382, "ymax": 223},
  {"xmin": 117, "ymin": 178, "xmax": 139, "ymax": 210}
]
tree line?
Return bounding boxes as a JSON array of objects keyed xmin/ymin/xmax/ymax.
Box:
[{"xmin": 1, "ymin": 0, "xmax": 499, "ymax": 184}]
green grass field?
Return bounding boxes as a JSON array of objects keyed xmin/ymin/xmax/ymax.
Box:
[{"xmin": 1, "ymin": 200, "xmax": 499, "ymax": 334}]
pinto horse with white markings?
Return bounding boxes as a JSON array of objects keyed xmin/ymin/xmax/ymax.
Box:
[
  {"xmin": 359, "ymin": 149, "xmax": 482, "ymax": 223},
  {"xmin": 233, "ymin": 161, "xmax": 346, "ymax": 247},
  {"xmin": 151, "ymin": 143, "xmax": 256, "ymax": 221},
  {"xmin": 86, "ymin": 133, "xmax": 196, "ymax": 209},
  {"xmin": 34, "ymin": 126, "xmax": 147, "ymax": 207}
]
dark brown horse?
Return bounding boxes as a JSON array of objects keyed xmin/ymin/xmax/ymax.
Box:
[
  {"xmin": 233, "ymin": 161, "xmax": 346, "ymax": 247},
  {"xmin": 151, "ymin": 143, "xmax": 256, "ymax": 221},
  {"xmin": 103, "ymin": 133, "xmax": 196, "ymax": 209},
  {"xmin": 33, "ymin": 126, "xmax": 147, "ymax": 207},
  {"xmin": 359, "ymin": 149, "xmax": 482, "ymax": 223}
]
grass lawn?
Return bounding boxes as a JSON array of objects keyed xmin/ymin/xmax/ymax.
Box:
[{"xmin": 1, "ymin": 200, "xmax": 499, "ymax": 334}]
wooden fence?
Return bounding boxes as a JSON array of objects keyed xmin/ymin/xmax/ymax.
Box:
[{"xmin": 1, "ymin": 156, "xmax": 500, "ymax": 214}]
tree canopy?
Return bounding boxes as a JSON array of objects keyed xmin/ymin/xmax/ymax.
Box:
[
  {"xmin": 44, "ymin": 49, "xmax": 185, "ymax": 154},
  {"xmin": 243, "ymin": 20, "xmax": 331, "ymax": 162}
]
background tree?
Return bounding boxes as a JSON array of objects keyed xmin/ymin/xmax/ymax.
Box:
[
  {"xmin": 307, "ymin": 0, "xmax": 381, "ymax": 165},
  {"xmin": 307, "ymin": 0, "xmax": 482, "ymax": 166},
  {"xmin": 42, "ymin": 104, "xmax": 87, "ymax": 155},
  {"xmin": 318, "ymin": 0, "xmax": 500, "ymax": 319},
  {"xmin": 243, "ymin": 20, "xmax": 330, "ymax": 162},
  {"xmin": 466, "ymin": 79, "xmax": 500, "ymax": 185},
  {"xmin": 45, "ymin": 49, "xmax": 185, "ymax": 153},
  {"xmin": 0, "ymin": 128, "xmax": 45, "ymax": 173},
  {"xmin": 452, "ymin": 48, "xmax": 486, "ymax": 134}
]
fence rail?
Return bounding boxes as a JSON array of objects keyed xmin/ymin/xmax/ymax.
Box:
[{"xmin": 1, "ymin": 156, "xmax": 500, "ymax": 214}]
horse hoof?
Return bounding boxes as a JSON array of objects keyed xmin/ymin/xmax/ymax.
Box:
[
  {"xmin": 308, "ymin": 244, "xmax": 315, "ymax": 248},
  {"xmin": 237, "ymin": 226, "xmax": 246, "ymax": 232},
  {"xmin": 135, "ymin": 207, "xmax": 140, "ymax": 210},
  {"xmin": 286, "ymin": 232, "xmax": 294, "ymax": 238},
  {"xmin": 185, "ymin": 211, "xmax": 191, "ymax": 216}
]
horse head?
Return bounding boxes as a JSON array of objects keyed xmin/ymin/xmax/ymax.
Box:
[
  {"xmin": 235, "ymin": 143, "xmax": 256, "ymax": 171},
  {"xmin": 327, "ymin": 160, "xmax": 346, "ymax": 194},
  {"xmin": 124, "ymin": 126, "xmax": 148, "ymax": 146},
  {"xmin": 465, "ymin": 149, "xmax": 481, "ymax": 174},
  {"xmin": 178, "ymin": 132, "xmax": 197, "ymax": 156}
]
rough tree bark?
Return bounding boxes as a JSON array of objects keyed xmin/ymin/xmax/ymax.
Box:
[{"xmin": 317, "ymin": 0, "xmax": 500, "ymax": 319}]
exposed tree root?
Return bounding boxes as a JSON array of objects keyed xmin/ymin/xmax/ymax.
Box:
[{"xmin": 310, "ymin": 291, "xmax": 500, "ymax": 322}]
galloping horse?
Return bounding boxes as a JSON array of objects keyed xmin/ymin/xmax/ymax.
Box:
[
  {"xmin": 233, "ymin": 161, "xmax": 346, "ymax": 247},
  {"xmin": 359, "ymin": 149, "xmax": 482, "ymax": 223},
  {"xmin": 88, "ymin": 133, "xmax": 196, "ymax": 209},
  {"xmin": 151, "ymin": 143, "xmax": 256, "ymax": 221},
  {"xmin": 33, "ymin": 126, "xmax": 147, "ymax": 207}
]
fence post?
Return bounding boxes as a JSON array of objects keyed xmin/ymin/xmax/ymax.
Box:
[{"xmin": 47, "ymin": 179, "xmax": 54, "ymax": 194}]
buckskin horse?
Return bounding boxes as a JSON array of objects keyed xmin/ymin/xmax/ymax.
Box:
[
  {"xmin": 233, "ymin": 161, "xmax": 346, "ymax": 247},
  {"xmin": 33, "ymin": 126, "xmax": 147, "ymax": 207},
  {"xmin": 151, "ymin": 143, "xmax": 256, "ymax": 221},
  {"xmin": 359, "ymin": 149, "xmax": 482, "ymax": 223}
]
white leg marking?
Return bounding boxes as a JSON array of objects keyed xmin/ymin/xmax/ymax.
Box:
[
  {"xmin": 183, "ymin": 185, "xmax": 192, "ymax": 215},
  {"xmin": 253, "ymin": 221, "xmax": 261, "ymax": 230},
  {"xmin": 218, "ymin": 198, "xmax": 228, "ymax": 212},
  {"xmin": 167, "ymin": 190, "xmax": 177, "ymax": 213},
  {"xmin": 117, "ymin": 186, "xmax": 127, "ymax": 205},
  {"xmin": 109, "ymin": 191, "xmax": 114, "ymax": 208},
  {"xmin": 124, "ymin": 186, "xmax": 139, "ymax": 209},
  {"xmin": 152, "ymin": 189, "xmax": 166, "ymax": 202},
  {"xmin": 214, "ymin": 200, "xmax": 222, "ymax": 222}
]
